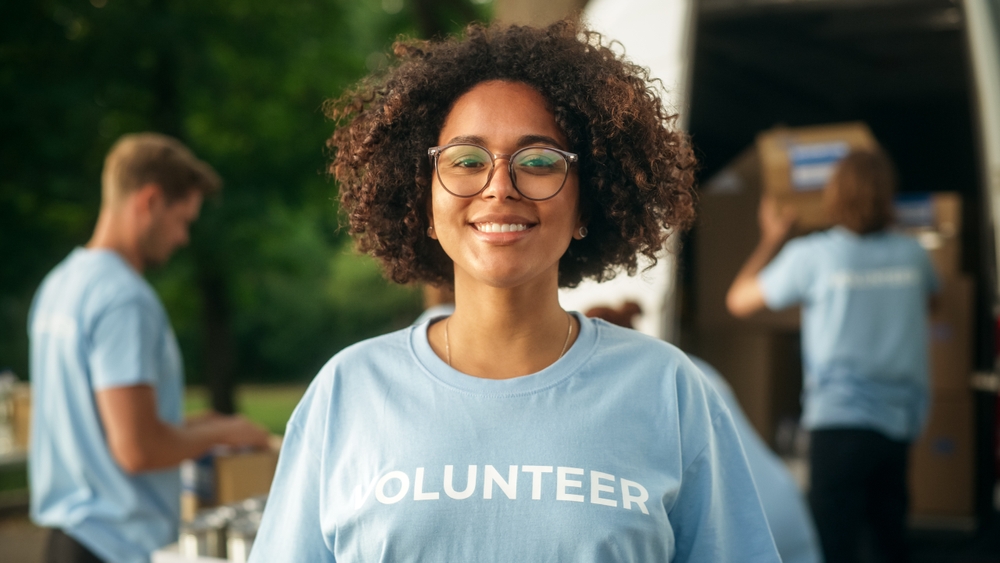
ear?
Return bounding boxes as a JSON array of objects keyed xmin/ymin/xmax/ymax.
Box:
[{"xmin": 134, "ymin": 183, "xmax": 165, "ymax": 213}]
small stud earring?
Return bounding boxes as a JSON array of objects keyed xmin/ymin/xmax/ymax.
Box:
[{"xmin": 577, "ymin": 226, "xmax": 588, "ymax": 239}]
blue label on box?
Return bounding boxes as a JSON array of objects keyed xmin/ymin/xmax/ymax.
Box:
[
  {"xmin": 893, "ymin": 193, "xmax": 935, "ymax": 228},
  {"xmin": 788, "ymin": 141, "xmax": 850, "ymax": 191},
  {"xmin": 931, "ymin": 437, "xmax": 956, "ymax": 456}
]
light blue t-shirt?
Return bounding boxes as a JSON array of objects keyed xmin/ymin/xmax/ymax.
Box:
[
  {"xmin": 250, "ymin": 314, "xmax": 780, "ymax": 562},
  {"xmin": 29, "ymin": 248, "xmax": 184, "ymax": 563},
  {"xmin": 758, "ymin": 228, "xmax": 938, "ymax": 440},
  {"xmin": 689, "ymin": 357, "xmax": 823, "ymax": 563}
]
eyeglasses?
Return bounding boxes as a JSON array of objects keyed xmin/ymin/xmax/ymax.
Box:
[{"xmin": 427, "ymin": 143, "xmax": 578, "ymax": 201}]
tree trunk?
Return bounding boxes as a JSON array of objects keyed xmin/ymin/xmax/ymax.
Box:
[
  {"xmin": 148, "ymin": 0, "xmax": 237, "ymax": 413},
  {"xmin": 200, "ymin": 271, "xmax": 236, "ymax": 414}
]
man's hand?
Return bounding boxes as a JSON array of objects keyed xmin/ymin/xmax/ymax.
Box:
[
  {"xmin": 213, "ymin": 414, "xmax": 272, "ymax": 449},
  {"xmin": 97, "ymin": 385, "xmax": 272, "ymax": 474}
]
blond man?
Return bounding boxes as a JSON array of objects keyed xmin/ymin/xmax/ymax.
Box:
[{"xmin": 29, "ymin": 133, "xmax": 269, "ymax": 563}]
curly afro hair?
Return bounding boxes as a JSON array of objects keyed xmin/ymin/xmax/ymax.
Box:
[{"xmin": 327, "ymin": 19, "xmax": 697, "ymax": 288}]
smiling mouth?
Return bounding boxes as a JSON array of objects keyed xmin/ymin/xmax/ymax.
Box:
[{"xmin": 474, "ymin": 222, "xmax": 532, "ymax": 233}]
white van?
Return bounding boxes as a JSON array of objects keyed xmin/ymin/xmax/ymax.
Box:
[{"xmin": 560, "ymin": 0, "xmax": 1000, "ymax": 532}]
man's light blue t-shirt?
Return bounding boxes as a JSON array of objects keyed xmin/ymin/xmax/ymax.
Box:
[
  {"xmin": 689, "ymin": 357, "xmax": 822, "ymax": 563},
  {"xmin": 758, "ymin": 228, "xmax": 938, "ymax": 440},
  {"xmin": 249, "ymin": 315, "xmax": 781, "ymax": 562},
  {"xmin": 29, "ymin": 248, "xmax": 184, "ymax": 563}
]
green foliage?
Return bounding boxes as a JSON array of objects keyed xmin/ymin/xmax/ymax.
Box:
[
  {"xmin": 0, "ymin": 0, "xmax": 490, "ymax": 384},
  {"xmin": 186, "ymin": 385, "xmax": 307, "ymax": 434}
]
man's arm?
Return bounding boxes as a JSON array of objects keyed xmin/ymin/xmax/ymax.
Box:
[
  {"xmin": 96, "ymin": 384, "xmax": 271, "ymax": 474},
  {"xmin": 726, "ymin": 198, "xmax": 796, "ymax": 318}
]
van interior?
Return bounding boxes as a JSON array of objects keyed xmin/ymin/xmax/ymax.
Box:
[{"xmin": 681, "ymin": 0, "xmax": 996, "ymax": 522}]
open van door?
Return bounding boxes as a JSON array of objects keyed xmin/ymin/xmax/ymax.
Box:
[
  {"xmin": 559, "ymin": 0, "xmax": 695, "ymax": 342},
  {"xmin": 963, "ymin": 0, "xmax": 1000, "ymax": 514},
  {"xmin": 965, "ymin": 0, "xmax": 1000, "ymax": 337}
]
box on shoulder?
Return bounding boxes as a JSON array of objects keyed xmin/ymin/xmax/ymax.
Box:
[{"xmin": 756, "ymin": 121, "xmax": 880, "ymax": 233}]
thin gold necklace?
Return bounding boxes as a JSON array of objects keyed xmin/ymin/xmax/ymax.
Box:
[{"xmin": 445, "ymin": 312, "xmax": 574, "ymax": 367}]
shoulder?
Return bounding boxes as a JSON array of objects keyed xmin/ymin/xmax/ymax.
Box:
[
  {"xmin": 794, "ymin": 229, "xmax": 841, "ymax": 252},
  {"xmin": 34, "ymin": 250, "xmax": 158, "ymax": 317},
  {"xmin": 589, "ymin": 318, "xmax": 688, "ymax": 366},
  {"xmin": 327, "ymin": 327, "xmax": 413, "ymax": 369},
  {"xmin": 302, "ymin": 327, "xmax": 415, "ymax": 395},
  {"xmin": 73, "ymin": 251, "xmax": 158, "ymax": 308},
  {"xmin": 587, "ymin": 319, "xmax": 716, "ymax": 403}
]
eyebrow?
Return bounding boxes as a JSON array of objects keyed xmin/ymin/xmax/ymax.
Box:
[{"xmin": 445, "ymin": 134, "xmax": 566, "ymax": 150}]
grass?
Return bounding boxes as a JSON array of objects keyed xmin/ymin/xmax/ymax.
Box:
[
  {"xmin": 185, "ymin": 384, "xmax": 308, "ymax": 435},
  {"xmin": 0, "ymin": 468, "xmax": 27, "ymax": 492}
]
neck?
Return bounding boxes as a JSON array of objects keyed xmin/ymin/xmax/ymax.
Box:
[
  {"xmin": 87, "ymin": 207, "xmax": 144, "ymax": 273},
  {"xmin": 437, "ymin": 272, "xmax": 577, "ymax": 379}
]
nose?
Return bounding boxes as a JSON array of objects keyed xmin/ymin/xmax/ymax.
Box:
[{"xmin": 481, "ymin": 157, "xmax": 521, "ymax": 200}]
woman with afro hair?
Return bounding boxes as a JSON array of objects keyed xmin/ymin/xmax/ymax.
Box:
[{"xmin": 250, "ymin": 20, "xmax": 780, "ymax": 562}]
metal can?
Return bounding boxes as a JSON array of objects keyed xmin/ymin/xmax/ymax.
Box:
[
  {"xmin": 226, "ymin": 513, "xmax": 261, "ymax": 563},
  {"xmin": 180, "ymin": 512, "xmax": 228, "ymax": 558}
]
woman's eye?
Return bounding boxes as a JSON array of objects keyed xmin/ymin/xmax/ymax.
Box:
[
  {"xmin": 520, "ymin": 157, "xmax": 557, "ymax": 168},
  {"xmin": 515, "ymin": 152, "xmax": 561, "ymax": 174},
  {"xmin": 453, "ymin": 158, "xmax": 486, "ymax": 168}
]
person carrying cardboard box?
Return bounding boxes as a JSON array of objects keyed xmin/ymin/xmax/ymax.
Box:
[
  {"xmin": 726, "ymin": 149, "xmax": 939, "ymax": 563},
  {"xmin": 28, "ymin": 133, "xmax": 270, "ymax": 563}
]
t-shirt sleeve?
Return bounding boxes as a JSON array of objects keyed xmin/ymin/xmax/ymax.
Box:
[
  {"xmin": 757, "ymin": 239, "xmax": 812, "ymax": 310},
  {"xmin": 669, "ymin": 361, "xmax": 781, "ymax": 563},
  {"xmin": 89, "ymin": 299, "xmax": 162, "ymax": 390},
  {"xmin": 249, "ymin": 379, "xmax": 333, "ymax": 562}
]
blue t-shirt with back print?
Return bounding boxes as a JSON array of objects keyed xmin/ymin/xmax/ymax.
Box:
[
  {"xmin": 758, "ymin": 227, "xmax": 938, "ymax": 441},
  {"xmin": 249, "ymin": 315, "xmax": 780, "ymax": 562},
  {"xmin": 29, "ymin": 248, "xmax": 184, "ymax": 563}
]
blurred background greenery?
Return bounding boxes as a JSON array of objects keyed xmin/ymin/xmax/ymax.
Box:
[{"xmin": 0, "ymin": 0, "xmax": 493, "ymax": 412}]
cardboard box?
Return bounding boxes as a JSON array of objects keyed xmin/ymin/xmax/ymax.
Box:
[
  {"xmin": 910, "ymin": 391, "xmax": 975, "ymax": 517},
  {"xmin": 897, "ymin": 192, "xmax": 963, "ymax": 278},
  {"xmin": 757, "ymin": 122, "xmax": 880, "ymax": 233},
  {"xmin": 690, "ymin": 328, "xmax": 802, "ymax": 446},
  {"xmin": 181, "ymin": 438, "xmax": 281, "ymax": 521},
  {"xmin": 895, "ymin": 192, "xmax": 962, "ymax": 236},
  {"xmin": 10, "ymin": 384, "xmax": 31, "ymax": 451},
  {"xmin": 929, "ymin": 275, "xmax": 973, "ymax": 392},
  {"xmin": 214, "ymin": 446, "xmax": 279, "ymax": 505}
]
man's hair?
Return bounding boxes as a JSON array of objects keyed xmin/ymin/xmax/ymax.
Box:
[
  {"xmin": 101, "ymin": 132, "xmax": 222, "ymax": 205},
  {"xmin": 823, "ymin": 149, "xmax": 896, "ymax": 234},
  {"xmin": 326, "ymin": 20, "xmax": 697, "ymax": 288}
]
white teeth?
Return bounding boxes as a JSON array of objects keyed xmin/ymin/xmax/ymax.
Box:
[{"xmin": 477, "ymin": 223, "xmax": 528, "ymax": 233}]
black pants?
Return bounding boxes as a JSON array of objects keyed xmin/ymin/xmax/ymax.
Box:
[
  {"xmin": 809, "ymin": 428, "xmax": 911, "ymax": 563},
  {"xmin": 45, "ymin": 529, "xmax": 106, "ymax": 563}
]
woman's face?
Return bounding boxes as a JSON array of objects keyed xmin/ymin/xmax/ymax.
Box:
[{"xmin": 429, "ymin": 80, "xmax": 583, "ymax": 291}]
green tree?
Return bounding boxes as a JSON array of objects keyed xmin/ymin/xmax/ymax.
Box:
[{"xmin": 0, "ymin": 0, "xmax": 490, "ymax": 412}]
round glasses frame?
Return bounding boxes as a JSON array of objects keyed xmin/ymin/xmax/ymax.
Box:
[{"xmin": 427, "ymin": 143, "xmax": 578, "ymax": 201}]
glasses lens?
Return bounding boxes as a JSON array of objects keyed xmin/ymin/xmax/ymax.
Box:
[
  {"xmin": 512, "ymin": 147, "xmax": 569, "ymax": 199},
  {"xmin": 437, "ymin": 145, "xmax": 493, "ymax": 196}
]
